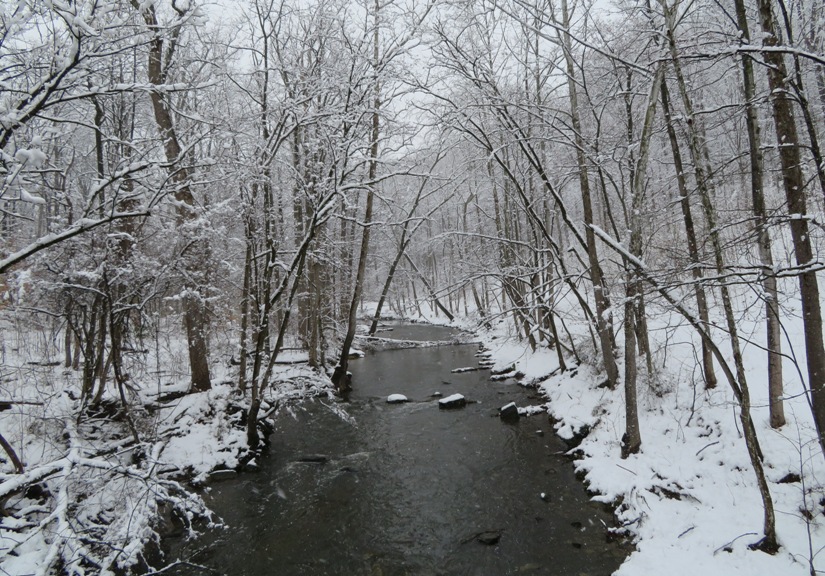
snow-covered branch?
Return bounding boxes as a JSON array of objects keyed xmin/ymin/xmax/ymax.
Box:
[{"xmin": 0, "ymin": 212, "xmax": 149, "ymax": 274}]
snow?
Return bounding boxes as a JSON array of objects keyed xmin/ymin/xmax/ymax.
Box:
[
  {"xmin": 439, "ymin": 393, "xmax": 465, "ymax": 404},
  {"xmin": 159, "ymin": 386, "xmax": 248, "ymax": 482},
  {"xmin": 475, "ymin": 294, "xmax": 825, "ymax": 576},
  {"xmin": 13, "ymin": 147, "xmax": 47, "ymax": 168},
  {"xmin": 387, "ymin": 393, "xmax": 408, "ymax": 403},
  {"xmin": 0, "ymin": 322, "xmax": 333, "ymax": 575}
]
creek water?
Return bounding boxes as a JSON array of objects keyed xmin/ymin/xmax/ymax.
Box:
[{"xmin": 164, "ymin": 324, "xmax": 627, "ymax": 575}]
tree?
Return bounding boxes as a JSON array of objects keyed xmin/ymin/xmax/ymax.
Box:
[
  {"xmin": 754, "ymin": 0, "xmax": 825, "ymax": 458},
  {"xmin": 332, "ymin": 0, "xmax": 437, "ymax": 391},
  {"xmin": 732, "ymin": 0, "xmax": 784, "ymax": 428},
  {"xmin": 554, "ymin": 0, "xmax": 619, "ymax": 388},
  {"xmin": 131, "ymin": 0, "xmax": 212, "ymax": 392}
]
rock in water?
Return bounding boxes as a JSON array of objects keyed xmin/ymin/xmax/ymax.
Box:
[
  {"xmin": 476, "ymin": 530, "xmax": 502, "ymax": 545},
  {"xmin": 438, "ymin": 393, "xmax": 466, "ymax": 409},
  {"xmin": 208, "ymin": 469, "xmax": 238, "ymax": 482},
  {"xmin": 387, "ymin": 394, "xmax": 408, "ymax": 404},
  {"xmin": 499, "ymin": 402, "xmax": 520, "ymax": 422}
]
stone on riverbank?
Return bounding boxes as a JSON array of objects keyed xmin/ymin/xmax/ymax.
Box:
[
  {"xmin": 438, "ymin": 393, "xmax": 466, "ymax": 409},
  {"xmin": 499, "ymin": 402, "xmax": 520, "ymax": 422},
  {"xmin": 387, "ymin": 394, "xmax": 408, "ymax": 404}
]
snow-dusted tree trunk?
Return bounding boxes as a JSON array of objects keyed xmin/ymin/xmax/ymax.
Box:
[
  {"xmin": 332, "ymin": 0, "xmax": 381, "ymax": 392},
  {"xmin": 658, "ymin": 80, "xmax": 717, "ymax": 390},
  {"xmin": 620, "ymin": 61, "xmax": 663, "ymax": 458},
  {"xmin": 557, "ymin": 0, "xmax": 618, "ymax": 388},
  {"xmin": 132, "ymin": 0, "xmax": 211, "ymax": 392},
  {"xmin": 754, "ymin": 0, "xmax": 825, "ymax": 459},
  {"xmin": 660, "ymin": 0, "xmax": 777, "ymax": 550},
  {"xmin": 732, "ymin": 0, "xmax": 784, "ymax": 428}
]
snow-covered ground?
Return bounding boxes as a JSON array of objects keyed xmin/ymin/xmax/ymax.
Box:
[
  {"xmin": 467, "ymin": 296, "xmax": 825, "ymax": 576},
  {"xmin": 0, "ymin": 318, "xmax": 333, "ymax": 575}
]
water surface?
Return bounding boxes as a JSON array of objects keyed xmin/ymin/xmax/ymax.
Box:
[{"xmin": 165, "ymin": 325, "xmax": 627, "ymax": 575}]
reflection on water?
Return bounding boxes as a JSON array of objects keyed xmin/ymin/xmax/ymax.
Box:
[{"xmin": 163, "ymin": 326, "xmax": 628, "ymax": 575}]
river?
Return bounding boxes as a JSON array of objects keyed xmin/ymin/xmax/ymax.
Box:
[{"xmin": 164, "ymin": 324, "xmax": 627, "ymax": 575}]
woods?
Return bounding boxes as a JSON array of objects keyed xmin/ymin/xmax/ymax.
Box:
[{"xmin": 1, "ymin": 0, "xmax": 824, "ymax": 573}]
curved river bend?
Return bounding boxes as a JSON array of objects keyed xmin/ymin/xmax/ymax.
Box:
[{"xmin": 165, "ymin": 324, "xmax": 627, "ymax": 575}]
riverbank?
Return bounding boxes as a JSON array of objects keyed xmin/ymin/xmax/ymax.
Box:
[
  {"xmin": 465, "ymin": 311, "xmax": 824, "ymax": 576},
  {"xmin": 3, "ymin": 304, "xmax": 821, "ymax": 575},
  {"xmin": 0, "ymin": 326, "xmax": 334, "ymax": 575}
]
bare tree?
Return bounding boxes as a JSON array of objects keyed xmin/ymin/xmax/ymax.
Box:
[
  {"xmin": 754, "ymin": 0, "xmax": 825, "ymax": 457},
  {"xmin": 131, "ymin": 0, "xmax": 212, "ymax": 392},
  {"xmin": 732, "ymin": 0, "xmax": 784, "ymax": 428}
]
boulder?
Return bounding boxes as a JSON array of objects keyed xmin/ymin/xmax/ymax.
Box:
[
  {"xmin": 438, "ymin": 393, "xmax": 466, "ymax": 409},
  {"xmin": 499, "ymin": 402, "xmax": 520, "ymax": 422},
  {"xmin": 387, "ymin": 394, "xmax": 408, "ymax": 404}
]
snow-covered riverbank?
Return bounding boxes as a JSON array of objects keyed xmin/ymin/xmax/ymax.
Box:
[
  {"xmin": 0, "ymin": 325, "xmax": 333, "ymax": 575},
  {"xmin": 2, "ymin": 301, "xmax": 822, "ymax": 575},
  {"xmin": 470, "ymin": 308, "xmax": 824, "ymax": 576}
]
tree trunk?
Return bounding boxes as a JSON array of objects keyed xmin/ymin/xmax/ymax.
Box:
[
  {"xmin": 135, "ymin": 0, "xmax": 211, "ymax": 392},
  {"xmin": 369, "ymin": 158, "xmax": 443, "ymax": 335},
  {"xmin": 238, "ymin": 239, "xmax": 252, "ymax": 393},
  {"xmin": 774, "ymin": 0, "xmax": 825, "ymax": 207},
  {"xmin": 733, "ymin": 0, "xmax": 784, "ymax": 427},
  {"xmin": 403, "ymin": 254, "xmax": 455, "ymax": 322},
  {"xmin": 620, "ymin": 61, "xmax": 663, "ymax": 458},
  {"xmin": 622, "ymin": 294, "xmax": 641, "ymax": 458},
  {"xmin": 559, "ymin": 0, "xmax": 618, "ymax": 388},
  {"xmin": 660, "ymin": 80, "xmax": 717, "ymax": 390},
  {"xmin": 755, "ymin": 0, "xmax": 825, "ymax": 459},
  {"xmin": 662, "ymin": 0, "xmax": 778, "ymax": 549},
  {"xmin": 332, "ymin": 0, "xmax": 381, "ymax": 392}
]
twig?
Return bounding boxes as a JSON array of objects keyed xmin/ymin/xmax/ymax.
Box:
[
  {"xmin": 0, "ymin": 399, "xmax": 45, "ymax": 406},
  {"xmin": 713, "ymin": 532, "xmax": 759, "ymax": 555},
  {"xmin": 696, "ymin": 441, "xmax": 720, "ymax": 457},
  {"xmin": 616, "ymin": 464, "xmax": 637, "ymax": 476},
  {"xmin": 143, "ymin": 560, "xmax": 220, "ymax": 575}
]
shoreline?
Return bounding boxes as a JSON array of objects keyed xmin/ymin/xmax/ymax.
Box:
[{"xmin": 470, "ymin": 318, "xmax": 824, "ymax": 576}]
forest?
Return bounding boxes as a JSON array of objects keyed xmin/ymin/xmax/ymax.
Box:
[{"xmin": 0, "ymin": 0, "xmax": 824, "ymax": 573}]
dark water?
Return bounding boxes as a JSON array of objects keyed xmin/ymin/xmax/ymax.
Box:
[{"xmin": 165, "ymin": 325, "xmax": 627, "ymax": 575}]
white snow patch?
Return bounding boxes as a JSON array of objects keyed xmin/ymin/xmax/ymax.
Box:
[{"xmin": 439, "ymin": 393, "xmax": 465, "ymax": 404}]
